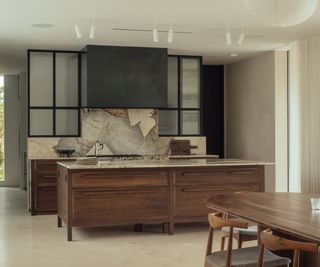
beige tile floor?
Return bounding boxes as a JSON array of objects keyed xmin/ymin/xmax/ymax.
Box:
[{"xmin": 0, "ymin": 188, "xmax": 256, "ymax": 267}]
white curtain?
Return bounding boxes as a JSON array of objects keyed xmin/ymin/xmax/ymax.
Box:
[{"xmin": 289, "ymin": 34, "xmax": 320, "ymax": 193}]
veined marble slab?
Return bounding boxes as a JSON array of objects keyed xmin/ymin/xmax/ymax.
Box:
[{"xmin": 28, "ymin": 109, "xmax": 207, "ymax": 159}]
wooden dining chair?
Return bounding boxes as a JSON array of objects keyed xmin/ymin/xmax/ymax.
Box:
[
  {"xmin": 258, "ymin": 229, "xmax": 318, "ymax": 267},
  {"xmin": 205, "ymin": 213, "xmax": 290, "ymax": 267},
  {"xmin": 220, "ymin": 213, "xmax": 257, "ymax": 250}
]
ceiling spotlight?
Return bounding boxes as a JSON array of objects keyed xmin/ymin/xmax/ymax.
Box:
[
  {"xmin": 237, "ymin": 33, "xmax": 245, "ymax": 45},
  {"xmin": 74, "ymin": 24, "xmax": 83, "ymax": 39},
  {"xmin": 230, "ymin": 53, "xmax": 239, "ymax": 57},
  {"xmin": 226, "ymin": 32, "xmax": 232, "ymax": 46},
  {"xmin": 168, "ymin": 29, "xmax": 174, "ymax": 43},
  {"xmin": 89, "ymin": 24, "xmax": 95, "ymax": 40},
  {"xmin": 153, "ymin": 29, "xmax": 159, "ymax": 42}
]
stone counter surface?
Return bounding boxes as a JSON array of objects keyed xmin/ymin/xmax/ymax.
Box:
[
  {"xmin": 28, "ymin": 154, "xmax": 219, "ymax": 160},
  {"xmin": 58, "ymin": 158, "xmax": 273, "ymax": 170}
]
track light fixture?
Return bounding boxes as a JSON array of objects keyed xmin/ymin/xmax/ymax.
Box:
[
  {"xmin": 226, "ymin": 31, "xmax": 232, "ymax": 46},
  {"xmin": 153, "ymin": 28, "xmax": 159, "ymax": 42},
  {"xmin": 74, "ymin": 24, "xmax": 83, "ymax": 39},
  {"xmin": 168, "ymin": 29, "xmax": 174, "ymax": 43},
  {"xmin": 89, "ymin": 24, "xmax": 95, "ymax": 40}
]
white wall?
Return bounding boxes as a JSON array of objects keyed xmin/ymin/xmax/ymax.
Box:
[
  {"xmin": 2, "ymin": 75, "xmax": 20, "ymax": 187},
  {"xmin": 275, "ymin": 51, "xmax": 288, "ymax": 192},
  {"xmin": 225, "ymin": 51, "xmax": 288, "ymax": 192}
]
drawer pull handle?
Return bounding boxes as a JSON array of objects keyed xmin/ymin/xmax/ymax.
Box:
[
  {"xmin": 81, "ymin": 190, "xmax": 157, "ymax": 196},
  {"xmin": 230, "ymin": 171, "xmax": 253, "ymax": 175},
  {"xmin": 182, "ymin": 188, "xmax": 245, "ymax": 192},
  {"xmin": 41, "ymin": 188, "xmax": 56, "ymax": 192},
  {"xmin": 41, "ymin": 174, "xmax": 57, "ymax": 178},
  {"xmin": 181, "ymin": 171, "xmax": 254, "ymax": 176},
  {"xmin": 182, "ymin": 188, "xmax": 217, "ymax": 192}
]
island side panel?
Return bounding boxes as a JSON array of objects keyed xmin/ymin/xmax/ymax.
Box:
[{"xmin": 57, "ymin": 165, "xmax": 69, "ymax": 228}]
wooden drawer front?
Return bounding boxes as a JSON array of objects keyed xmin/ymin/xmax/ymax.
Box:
[
  {"xmin": 175, "ymin": 183, "xmax": 261, "ymax": 218},
  {"xmin": 72, "ymin": 170, "xmax": 169, "ymax": 188},
  {"xmin": 35, "ymin": 160, "xmax": 58, "ymax": 172},
  {"xmin": 35, "ymin": 187, "xmax": 57, "ymax": 212},
  {"xmin": 36, "ymin": 172, "xmax": 57, "ymax": 186},
  {"xmin": 72, "ymin": 187, "xmax": 169, "ymax": 226},
  {"xmin": 175, "ymin": 167, "xmax": 262, "ymax": 186}
]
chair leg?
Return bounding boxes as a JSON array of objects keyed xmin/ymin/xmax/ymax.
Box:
[{"xmin": 220, "ymin": 236, "xmax": 226, "ymax": 251}]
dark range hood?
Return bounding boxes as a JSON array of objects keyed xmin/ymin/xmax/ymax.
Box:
[{"xmin": 81, "ymin": 45, "xmax": 168, "ymax": 108}]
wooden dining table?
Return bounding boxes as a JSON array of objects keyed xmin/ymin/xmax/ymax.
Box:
[{"xmin": 206, "ymin": 192, "xmax": 320, "ymax": 267}]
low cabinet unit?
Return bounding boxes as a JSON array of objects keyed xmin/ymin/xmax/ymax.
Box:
[
  {"xmin": 57, "ymin": 161, "xmax": 265, "ymax": 241},
  {"xmin": 174, "ymin": 166, "xmax": 264, "ymax": 222},
  {"xmin": 30, "ymin": 159, "xmax": 73, "ymax": 215}
]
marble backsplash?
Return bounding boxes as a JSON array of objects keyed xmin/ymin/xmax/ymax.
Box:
[{"xmin": 28, "ymin": 109, "xmax": 206, "ymax": 159}]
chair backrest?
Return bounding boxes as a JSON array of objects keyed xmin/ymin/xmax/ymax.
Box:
[
  {"xmin": 206, "ymin": 213, "xmax": 248, "ymax": 267},
  {"xmin": 257, "ymin": 229, "xmax": 318, "ymax": 267}
]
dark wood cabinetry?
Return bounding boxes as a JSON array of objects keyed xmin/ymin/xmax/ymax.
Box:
[
  {"xmin": 30, "ymin": 159, "xmax": 73, "ymax": 215},
  {"xmin": 57, "ymin": 164, "xmax": 265, "ymax": 241}
]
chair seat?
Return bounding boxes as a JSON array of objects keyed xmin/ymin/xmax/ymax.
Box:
[
  {"xmin": 205, "ymin": 246, "xmax": 290, "ymax": 267},
  {"xmin": 222, "ymin": 225, "xmax": 258, "ymax": 236}
]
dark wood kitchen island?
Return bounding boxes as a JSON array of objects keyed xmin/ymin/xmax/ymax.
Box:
[{"xmin": 57, "ymin": 159, "xmax": 269, "ymax": 241}]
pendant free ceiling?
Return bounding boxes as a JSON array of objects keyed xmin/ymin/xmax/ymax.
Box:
[{"xmin": 242, "ymin": 0, "xmax": 318, "ymax": 27}]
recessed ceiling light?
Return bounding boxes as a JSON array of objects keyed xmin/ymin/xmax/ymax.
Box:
[
  {"xmin": 31, "ymin": 23, "xmax": 54, "ymax": 28},
  {"xmin": 230, "ymin": 53, "xmax": 239, "ymax": 57}
]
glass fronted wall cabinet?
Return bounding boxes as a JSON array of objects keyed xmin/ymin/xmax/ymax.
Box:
[
  {"xmin": 28, "ymin": 50, "xmax": 80, "ymax": 137},
  {"xmin": 159, "ymin": 56, "xmax": 202, "ymax": 136}
]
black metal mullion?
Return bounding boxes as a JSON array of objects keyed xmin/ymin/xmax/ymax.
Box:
[
  {"xmin": 177, "ymin": 56, "xmax": 181, "ymax": 135},
  {"xmin": 53, "ymin": 52, "xmax": 56, "ymax": 136},
  {"xmin": 78, "ymin": 52, "xmax": 82, "ymax": 136},
  {"xmin": 199, "ymin": 56, "xmax": 203, "ymax": 135},
  {"xmin": 27, "ymin": 50, "xmax": 31, "ymax": 137}
]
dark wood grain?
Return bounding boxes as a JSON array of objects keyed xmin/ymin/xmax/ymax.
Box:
[
  {"xmin": 206, "ymin": 192, "xmax": 320, "ymax": 267},
  {"xmin": 30, "ymin": 159, "xmax": 73, "ymax": 215},
  {"xmin": 57, "ymin": 165, "xmax": 265, "ymax": 241},
  {"xmin": 206, "ymin": 192, "xmax": 320, "ymax": 242}
]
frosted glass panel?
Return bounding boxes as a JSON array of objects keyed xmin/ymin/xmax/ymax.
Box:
[
  {"xmin": 30, "ymin": 109, "xmax": 53, "ymax": 135},
  {"xmin": 167, "ymin": 57, "xmax": 178, "ymax": 108},
  {"xmin": 180, "ymin": 58, "xmax": 200, "ymax": 108},
  {"xmin": 56, "ymin": 53, "xmax": 79, "ymax": 107},
  {"xmin": 159, "ymin": 110, "xmax": 178, "ymax": 135},
  {"xmin": 55, "ymin": 109, "xmax": 78, "ymax": 135},
  {"xmin": 181, "ymin": 111, "xmax": 200, "ymax": 135},
  {"xmin": 30, "ymin": 52, "xmax": 53, "ymax": 106}
]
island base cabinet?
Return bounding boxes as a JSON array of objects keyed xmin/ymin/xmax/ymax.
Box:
[
  {"xmin": 57, "ymin": 165, "xmax": 265, "ymax": 241},
  {"xmin": 72, "ymin": 187, "xmax": 170, "ymax": 227},
  {"xmin": 174, "ymin": 185, "xmax": 262, "ymax": 220}
]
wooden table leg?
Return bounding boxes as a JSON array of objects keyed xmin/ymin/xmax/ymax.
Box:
[{"xmin": 57, "ymin": 216, "xmax": 62, "ymax": 228}]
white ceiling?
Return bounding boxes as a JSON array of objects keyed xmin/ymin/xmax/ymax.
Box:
[{"xmin": 1, "ymin": 0, "xmax": 320, "ymax": 74}]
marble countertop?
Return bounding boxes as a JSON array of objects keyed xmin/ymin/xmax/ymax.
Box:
[
  {"xmin": 28, "ymin": 154, "xmax": 219, "ymax": 160},
  {"xmin": 57, "ymin": 158, "xmax": 273, "ymax": 170}
]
